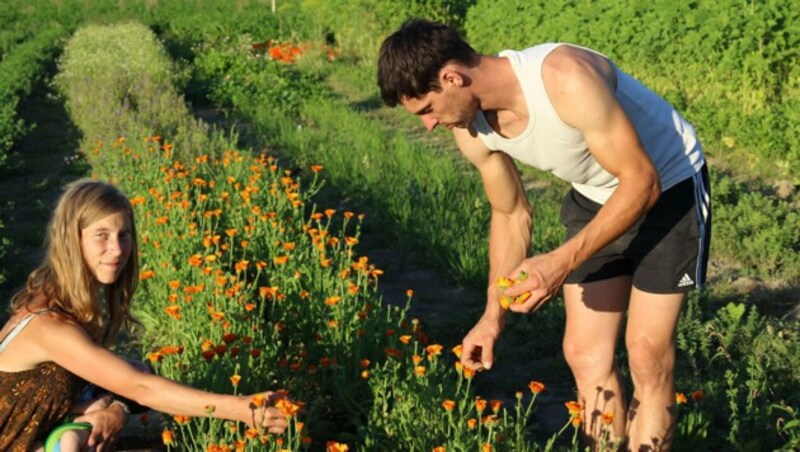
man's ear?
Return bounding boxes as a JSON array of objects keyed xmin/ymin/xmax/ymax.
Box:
[{"xmin": 440, "ymin": 67, "xmax": 465, "ymax": 88}]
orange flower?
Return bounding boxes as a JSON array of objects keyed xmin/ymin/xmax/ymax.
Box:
[
  {"xmin": 310, "ymin": 164, "xmax": 323, "ymax": 173},
  {"xmin": 463, "ymin": 366, "xmax": 476, "ymax": 380},
  {"xmin": 250, "ymin": 394, "xmax": 265, "ymax": 408},
  {"xmin": 160, "ymin": 345, "xmax": 184, "ymax": 355},
  {"xmin": 482, "ymin": 444, "xmax": 492, "ymax": 452},
  {"xmin": 601, "ymin": 412, "xmax": 614, "ymax": 425},
  {"xmin": 188, "ymin": 254, "xmax": 203, "ymax": 267},
  {"xmin": 140, "ymin": 270, "xmax": 155, "ymax": 281},
  {"xmin": 442, "ymin": 400, "xmax": 456, "ymax": 411},
  {"xmin": 165, "ymin": 305, "xmax": 181, "ymax": 320},
  {"xmin": 414, "ymin": 366, "xmax": 426, "ymax": 377},
  {"xmin": 168, "ymin": 280, "xmax": 181, "ymax": 290},
  {"xmin": 399, "ymin": 335, "xmax": 412, "ymax": 345},
  {"xmin": 173, "ymin": 414, "xmax": 191, "ymax": 424},
  {"xmin": 245, "ymin": 428, "xmax": 259, "ymax": 439},
  {"xmin": 676, "ymin": 392, "xmax": 688, "ymax": 405},
  {"xmin": 161, "ymin": 428, "xmax": 175, "ymax": 446},
  {"xmin": 325, "ymin": 296, "xmax": 341, "ymax": 306},
  {"xmin": 490, "ymin": 399, "xmax": 502, "ymax": 413},
  {"xmin": 234, "ymin": 260, "xmax": 249, "ymax": 273},
  {"xmin": 565, "ymin": 401, "xmax": 584, "ymax": 415},
  {"xmin": 147, "ymin": 352, "xmax": 162, "ymax": 363},
  {"xmin": 326, "ymin": 441, "xmax": 348, "ymax": 452},
  {"xmin": 275, "ymin": 398, "xmax": 303, "ymax": 417},
  {"xmin": 230, "ymin": 374, "xmax": 241, "ymax": 387},
  {"xmin": 412, "ymin": 354, "xmax": 422, "ymax": 365},
  {"xmin": 274, "ymin": 255, "xmax": 289, "ymax": 265},
  {"xmin": 528, "ymin": 381, "xmax": 545, "ymax": 394},
  {"xmin": 426, "ymin": 344, "xmax": 443, "ymax": 357},
  {"xmin": 475, "ymin": 398, "xmax": 487, "ymax": 413},
  {"xmin": 571, "ymin": 414, "xmax": 582, "ymax": 427},
  {"xmin": 406, "ymin": 289, "xmax": 414, "ymax": 297},
  {"xmin": 210, "ymin": 311, "xmax": 225, "ymax": 322},
  {"xmin": 466, "ymin": 418, "xmax": 478, "ymax": 429},
  {"xmin": 452, "ymin": 344, "xmax": 463, "ymax": 358},
  {"xmin": 433, "ymin": 447, "xmax": 446, "ymax": 452}
]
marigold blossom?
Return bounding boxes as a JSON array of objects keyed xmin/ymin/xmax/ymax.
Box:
[{"xmin": 529, "ymin": 381, "xmax": 545, "ymax": 394}]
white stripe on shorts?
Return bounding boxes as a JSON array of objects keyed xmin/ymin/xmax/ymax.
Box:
[{"xmin": 692, "ymin": 168, "xmax": 710, "ymax": 289}]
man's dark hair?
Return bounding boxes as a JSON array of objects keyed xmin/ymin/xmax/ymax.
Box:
[{"xmin": 378, "ymin": 19, "xmax": 478, "ymax": 107}]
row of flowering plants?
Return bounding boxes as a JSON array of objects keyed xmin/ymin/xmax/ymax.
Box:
[{"xmin": 90, "ymin": 133, "xmax": 587, "ymax": 450}]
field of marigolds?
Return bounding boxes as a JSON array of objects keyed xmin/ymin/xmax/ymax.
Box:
[{"xmin": 1, "ymin": 1, "xmax": 799, "ymax": 451}]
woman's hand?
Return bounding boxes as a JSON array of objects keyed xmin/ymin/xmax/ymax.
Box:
[
  {"xmin": 73, "ymin": 403, "xmax": 128, "ymax": 451},
  {"xmin": 245, "ymin": 391, "xmax": 290, "ymax": 434}
]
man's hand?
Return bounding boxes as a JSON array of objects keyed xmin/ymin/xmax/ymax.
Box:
[
  {"xmin": 461, "ymin": 314, "xmax": 504, "ymax": 371},
  {"xmin": 502, "ymin": 252, "xmax": 570, "ymax": 312},
  {"xmin": 74, "ymin": 403, "xmax": 128, "ymax": 451}
]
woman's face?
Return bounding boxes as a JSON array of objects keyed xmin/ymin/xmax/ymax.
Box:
[{"xmin": 81, "ymin": 211, "xmax": 133, "ymax": 285}]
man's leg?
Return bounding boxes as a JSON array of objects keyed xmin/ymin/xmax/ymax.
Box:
[
  {"xmin": 625, "ymin": 288, "xmax": 686, "ymax": 451},
  {"xmin": 563, "ymin": 276, "xmax": 630, "ymax": 444}
]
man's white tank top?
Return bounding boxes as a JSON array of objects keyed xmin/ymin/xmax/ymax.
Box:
[{"xmin": 471, "ymin": 44, "xmax": 705, "ymax": 204}]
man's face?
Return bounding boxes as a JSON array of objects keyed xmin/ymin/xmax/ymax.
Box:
[{"xmin": 401, "ymin": 84, "xmax": 476, "ymax": 132}]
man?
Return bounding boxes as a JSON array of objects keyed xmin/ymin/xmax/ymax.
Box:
[{"xmin": 377, "ymin": 19, "xmax": 710, "ymax": 450}]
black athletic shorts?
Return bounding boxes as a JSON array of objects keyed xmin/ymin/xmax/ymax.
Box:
[{"xmin": 561, "ymin": 165, "xmax": 711, "ymax": 293}]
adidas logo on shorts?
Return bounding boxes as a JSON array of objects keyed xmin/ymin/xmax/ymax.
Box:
[{"xmin": 678, "ymin": 273, "xmax": 694, "ymax": 288}]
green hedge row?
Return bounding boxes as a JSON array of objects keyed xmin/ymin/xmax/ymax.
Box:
[{"xmin": 0, "ymin": 25, "xmax": 68, "ymax": 170}]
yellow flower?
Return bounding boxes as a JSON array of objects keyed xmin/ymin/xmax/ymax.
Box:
[{"xmin": 161, "ymin": 428, "xmax": 175, "ymax": 446}]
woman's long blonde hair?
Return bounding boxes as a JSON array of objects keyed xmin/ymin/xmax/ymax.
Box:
[{"xmin": 10, "ymin": 178, "xmax": 139, "ymax": 344}]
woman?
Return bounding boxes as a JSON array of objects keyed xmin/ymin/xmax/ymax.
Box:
[{"xmin": 0, "ymin": 179, "xmax": 287, "ymax": 451}]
